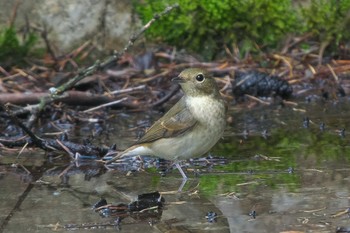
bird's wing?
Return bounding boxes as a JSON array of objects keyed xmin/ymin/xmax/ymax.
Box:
[{"xmin": 135, "ymin": 97, "xmax": 197, "ymax": 144}]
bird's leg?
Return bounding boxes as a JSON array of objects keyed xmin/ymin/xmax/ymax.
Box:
[
  {"xmin": 175, "ymin": 162, "xmax": 188, "ymax": 192},
  {"xmin": 175, "ymin": 162, "xmax": 188, "ymax": 180},
  {"xmin": 178, "ymin": 179, "xmax": 187, "ymax": 192}
]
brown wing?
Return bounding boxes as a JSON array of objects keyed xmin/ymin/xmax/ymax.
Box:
[{"xmin": 135, "ymin": 97, "xmax": 197, "ymax": 144}]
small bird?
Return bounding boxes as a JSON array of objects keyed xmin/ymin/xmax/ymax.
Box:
[{"xmin": 106, "ymin": 68, "xmax": 227, "ymax": 179}]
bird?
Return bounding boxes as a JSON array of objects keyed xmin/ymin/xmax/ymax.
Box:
[{"xmin": 106, "ymin": 68, "xmax": 227, "ymax": 179}]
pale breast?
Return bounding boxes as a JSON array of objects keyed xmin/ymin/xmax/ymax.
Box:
[{"xmin": 185, "ymin": 95, "xmax": 226, "ymax": 126}]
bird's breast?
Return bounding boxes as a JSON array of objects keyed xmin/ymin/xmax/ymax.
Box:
[{"xmin": 185, "ymin": 95, "xmax": 226, "ymax": 126}]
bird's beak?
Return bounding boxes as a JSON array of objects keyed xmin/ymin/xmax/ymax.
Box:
[{"xmin": 172, "ymin": 76, "xmax": 185, "ymax": 83}]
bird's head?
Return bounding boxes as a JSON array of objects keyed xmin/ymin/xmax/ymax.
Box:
[{"xmin": 172, "ymin": 68, "xmax": 220, "ymax": 97}]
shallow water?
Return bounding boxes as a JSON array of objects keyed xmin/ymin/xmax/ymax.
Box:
[{"xmin": 1, "ymin": 99, "xmax": 350, "ymax": 233}]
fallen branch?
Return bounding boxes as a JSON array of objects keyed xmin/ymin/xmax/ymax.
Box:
[
  {"xmin": 6, "ymin": 4, "xmax": 179, "ymax": 126},
  {"xmin": 83, "ymin": 97, "xmax": 128, "ymax": 113},
  {"xmin": 50, "ymin": 4, "xmax": 179, "ymax": 97},
  {"xmin": 0, "ymin": 91, "xmax": 136, "ymax": 108},
  {"xmin": 0, "ymin": 136, "xmax": 109, "ymax": 157}
]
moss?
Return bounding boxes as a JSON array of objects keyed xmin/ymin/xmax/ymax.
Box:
[
  {"xmin": 134, "ymin": 0, "xmax": 350, "ymax": 60},
  {"xmin": 0, "ymin": 26, "xmax": 37, "ymax": 68},
  {"xmin": 300, "ymin": 0, "xmax": 350, "ymax": 52},
  {"xmin": 134, "ymin": 0, "xmax": 299, "ymax": 59}
]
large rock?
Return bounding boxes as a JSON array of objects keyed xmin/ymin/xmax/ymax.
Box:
[{"xmin": 0, "ymin": 0, "xmax": 138, "ymax": 53}]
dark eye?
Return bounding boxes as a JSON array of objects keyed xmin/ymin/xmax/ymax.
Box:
[{"xmin": 196, "ymin": 74, "xmax": 205, "ymax": 82}]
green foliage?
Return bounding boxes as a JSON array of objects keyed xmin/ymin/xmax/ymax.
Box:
[
  {"xmin": 135, "ymin": 0, "xmax": 350, "ymax": 59},
  {"xmin": 301, "ymin": 0, "xmax": 350, "ymax": 49},
  {"xmin": 134, "ymin": 0, "xmax": 298, "ymax": 59},
  {"xmin": 0, "ymin": 26, "xmax": 37, "ymax": 68}
]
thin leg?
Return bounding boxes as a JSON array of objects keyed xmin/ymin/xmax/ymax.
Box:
[
  {"xmin": 175, "ymin": 162, "xmax": 188, "ymax": 180},
  {"xmin": 178, "ymin": 178, "xmax": 187, "ymax": 192}
]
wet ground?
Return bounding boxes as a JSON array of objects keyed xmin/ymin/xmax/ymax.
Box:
[{"xmin": 1, "ymin": 98, "xmax": 350, "ymax": 233}]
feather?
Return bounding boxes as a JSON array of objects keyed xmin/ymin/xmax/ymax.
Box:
[{"xmin": 135, "ymin": 97, "xmax": 197, "ymax": 144}]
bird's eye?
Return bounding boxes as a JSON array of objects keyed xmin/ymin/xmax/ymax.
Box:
[{"xmin": 196, "ymin": 74, "xmax": 205, "ymax": 82}]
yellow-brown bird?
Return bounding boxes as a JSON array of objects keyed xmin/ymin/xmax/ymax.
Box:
[{"xmin": 106, "ymin": 68, "xmax": 227, "ymax": 179}]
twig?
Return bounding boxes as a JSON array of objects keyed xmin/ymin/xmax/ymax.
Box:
[
  {"xmin": 8, "ymin": 0, "xmax": 21, "ymax": 27},
  {"xmin": 138, "ymin": 70, "xmax": 171, "ymax": 83},
  {"xmin": 50, "ymin": 4, "xmax": 179, "ymax": 97},
  {"xmin": 150, "ymin": 85, "xmax": 180, "ymax": 107},
  {"xmin": 56, "ymin": 139, "xmax": 75, "ymax": 160},
  {"xmin": 0, "ymin": 134, "xmax": 108, "ymax": 156},
  {"xmin": 19, "ymin": 164, "xmax": 31, "ymax": 175},
  {"xmin": 327, "ymin": 63, "xmax": 339, "ymax": 83},
  {"xmin": 244, "ymin": 94, "xmax": 271, "ymax": 105},
  {"xmin": 83, "ymin": 97, "xmax": 128, "ymax": 113},
  {"xmin": 3, "ymin": 104, "xmax": 46, "ymax": 149},
  {"xmin": 0, "ymin": 91, "xmax": 140, "ymax": 117},
  {"xmin": 41, "ymin": 23, "xmax": 57, "ymax": 62},
  {"xmin": 110, "ymin": 85, "xmax": 146, "ymax": 95},
  {"xmin": 26, "ymin": 4, "xmax": 179, "ymax": 126},
  {"xmin": 16, "ymin": 142, "xmax": 29, "ymax": 160},
  {"xmin": 0, "ymin": 66, "xmax": 10, "ymax": 76}
]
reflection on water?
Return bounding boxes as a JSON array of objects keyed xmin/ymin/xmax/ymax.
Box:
[{"xmin": 1, "ymin": 100, "xmax": 350, "ymax": 232}]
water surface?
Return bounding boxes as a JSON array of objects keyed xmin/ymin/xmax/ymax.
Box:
[{"xmin": 1, "ymin": 99, "xmax": 350, "ymax": 232}]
